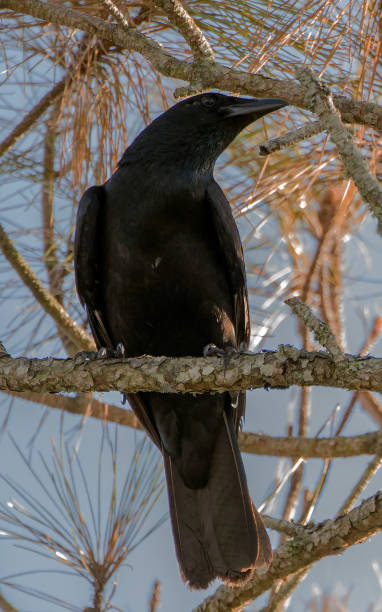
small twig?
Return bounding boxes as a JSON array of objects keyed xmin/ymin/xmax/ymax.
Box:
[
  {"xmin": 258, "ymin": 119, "xmax": 324, "ymax": 156},
  {"xmin": 296, "ymin": 67, "xmax": 382, "ymax": 234},
  {"xmin": 258, "ymin": 569, "xmax": 309, "ymax": 612},
  {"xmin": 337, "ymin": 455, "xmax": 382, "ymax": 517},
  {"xmin": 285, "ymin": 297, "xmax": 344, "ymax": 361},
  {"xmin": 0, "ymin": 76, "xmax": 67, "ymax": 159},
  {"xmin": 100, "ymin": 0, "xmax": 131, "ymax": 28},
  {"xmin": 359, "ymin": 316, "xmax": 382, "ymax": 356},
  {"xmin": 0, "ymin": 223, "xmax": 94, "ymax": 351},
  {"xmin": 262, "ymin": 515, "xmax": 303, "ymax": 538},
  {"xmin": 151, "ymin": 0, "xmax": 214, "ymax": 61},
  {"xmin": 0, "ymin": 591, "xmax": 20, "ymax": 612},
  {"xmin": 149, "ymin": 579, "xmax": 161, "ymax": 612}
]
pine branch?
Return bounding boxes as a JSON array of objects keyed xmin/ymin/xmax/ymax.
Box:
[{"xmin": 2, "ymin": 0, "xmax": 382, "ymax": 130}]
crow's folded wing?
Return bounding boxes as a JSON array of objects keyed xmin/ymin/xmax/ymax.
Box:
[{"xmin": 206, "ymin": 180, "xmax": 250, "ymax": 431}]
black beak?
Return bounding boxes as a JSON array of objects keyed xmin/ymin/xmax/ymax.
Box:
[{"xmin": 221, "ymin": 98, "xmax": 288, "ymax": 118}]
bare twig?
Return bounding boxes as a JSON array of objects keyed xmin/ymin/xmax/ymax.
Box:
[
  {"xmin": 241, "ymin": 429, "xmax": 382, "ymax": 458},
  {"xmin": 258, "ymin": 569, "xmax": 309, "ymax": 612},
  {"xmin": 285, "ymin": 297, "xmax": 344, "ymax": 360},
  {"xmin": 0, "ymin": 76, "xmax": 67, "ymax": 159},
  {"xmin": 258, "ymin": 120, "xmax": 324, "ymax": 156},
  {"xmin": 149, "ymin": 580, "xmax": 161, "ymax": 612},
  {"xmin": 262, "ymin": 515, "xmax": 303, "ymax": 538},
  {"xmin": 337, "ymin": 455, "xmax": 382, "ymax": 516},
  {"xmin": 0, "ymin": 223, "xmax": 94, "ymax": 351}
]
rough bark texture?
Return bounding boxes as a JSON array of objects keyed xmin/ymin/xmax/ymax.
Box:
[{"xmin": 0, "ymin": 347, "xmax": 382, "ymax": 394}]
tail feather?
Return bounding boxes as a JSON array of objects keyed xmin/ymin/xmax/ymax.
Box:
[{"xmin": 163, "ymin": 407, "xmax": 272, "ymax": 589}]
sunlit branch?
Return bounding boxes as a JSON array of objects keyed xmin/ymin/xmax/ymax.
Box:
[
  {"xmin": 0, "ymin": 591, "xmax": 20, "ymax": 612},
  {"xmin": 0, "ymin": 224, "xmax": 94, "ymax": 351},
  {"xmin": 149, "ymin": 580, "xmax": 161, "ymax": 612},
  {"xmin": 1, "ymin": 348, "xmax": 382, "ymax": 393},
  {"xmin": 2, "ymin": 0, "xmax": 382, "ymax": 130},
  {"xmin": 296, "ymin": 67, "xmax": 382, "ymax": 234},
  {"xmin": 151, "ymin": 0, "xmax": 215, "ymax": 61},
  {"xmin": 336, "ymin": 455, "xmax": 382, "ymax": 517},
  {"xmin": 100, "ymin": 0, "xmax": 131, "ymax": 28}
]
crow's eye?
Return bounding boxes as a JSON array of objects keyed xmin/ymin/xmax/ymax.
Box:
[{"xmin": 201, "ymin": 95, "xmax": 218, "ymax": 108}]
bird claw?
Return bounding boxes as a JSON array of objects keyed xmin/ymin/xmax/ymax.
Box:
[
  {"xmin": 203, "ymin": 343, "xmax": 239, "ymax": 369},
  {"xmin": 74, "ymin": 343, "xmax": 126, "ymax": 364},
  {"xmin": 203, "ymin": 343, "xmax": 226, "ymax": 358},
  {"xmin": 115, "ymin": 342, "xmax": 126, "ymax": 357},
  {"xmin": 98, "ymin": 343, "xmax": 126, "ymax": 358},
  {"xmin": 203, "ymin": 343, "xmax": 247, "ymax": 409},
  {"xmin": 73, "ymin": 350, "xmax": 99, "ymax": 364}
]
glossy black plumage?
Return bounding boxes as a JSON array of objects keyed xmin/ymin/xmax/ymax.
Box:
[{"xmin": 74, "ymin": 92, "xmax": 287, "ymax": 588}]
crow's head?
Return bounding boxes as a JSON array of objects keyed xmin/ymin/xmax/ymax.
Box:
[{"xmin": 122, "ymin": 92, "xmax": 287, "ymax": 174}]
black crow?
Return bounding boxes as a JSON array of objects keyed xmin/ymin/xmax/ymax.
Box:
[{"xmin": 74, "ymin": 92, "xmax": 287, "ymax": 589}]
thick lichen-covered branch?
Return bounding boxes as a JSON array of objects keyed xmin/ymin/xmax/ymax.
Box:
[
  {"xmin": 193, "ymin": 492, "xmax": 382, "ymax": 611},
  {"xmin": 0, "ymin": 348, "xmax": 382, "ymax": 394}
]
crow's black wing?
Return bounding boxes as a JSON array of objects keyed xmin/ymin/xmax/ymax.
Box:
[
  {"xmin": 74, "ymin": 185, "xmax": 161, "ymax": 447},
  {"xmin": 74, "ymin": 185, "xmax": 112, "ymax": 349},
  {"xmin": 206, "ymin": 180, "xmax": 250, "ymax": 431}
]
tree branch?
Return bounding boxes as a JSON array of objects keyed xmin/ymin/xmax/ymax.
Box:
[
  {"xmin": 5, "ymin": 389, "xmax": 382, "ymax": 458},
  {"xmin": 2, "ymin": 0, "xmax": 382, "ymax": 130},
  {"xmin": 1, "ymin": 348, "xmax": 382, "ymax": 394},
  {"xmin": 151, "ymin": 0, "xmax": 214, "ymax": 61},
  {"xmin": 296, "ymin": 67, "xmax": 382, "ymax": 233},
  {"xmin": 193, "ymin": 491, "xmax": 382, "ymax": 611},
  {"xmin": 0, "ymin": 76, "xmax": 67, "ymax": 159},
  {"xmin": 0, "ymin": 223, "xmax": 94, "ymax": 351},
  {"xmin": 239, "ymin": 429, "xmax": 382, "ymax": 458},
  {"xmin": 286, "ymin": 297, "xmax": 344, "ymax": 360},
  {"xmin": 258, "ymin": 120, "xmax": 324, "ymax": 156}
]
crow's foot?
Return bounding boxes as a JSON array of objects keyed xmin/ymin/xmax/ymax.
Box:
[
  {"xmin": 203, "ymin": 343, "xmax": 247, "ymax": 409},
  {"xmin": 74, "ymin": 342, "xmax": 126, "ymax": 364}
]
